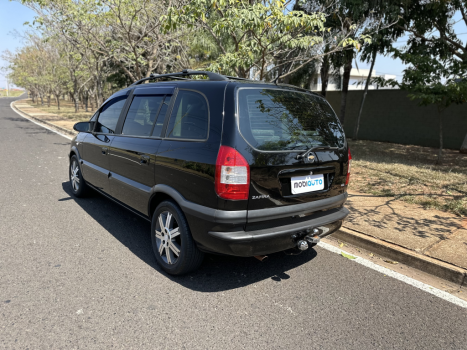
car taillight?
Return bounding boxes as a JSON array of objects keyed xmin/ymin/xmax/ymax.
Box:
[
  {"xmin": 345, "ymin": 147, "xmax": 352, "ymax": 186},
  {"xmin": 215, "ymin": 145, "xmax": 250, "ymax": 200}
]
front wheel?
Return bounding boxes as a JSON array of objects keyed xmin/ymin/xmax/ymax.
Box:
[
  {"xmin": 151, "ymin": 201, "xmax": 204, "ymax": 275},
  {"xmin": 69, "ymin": 155, "xmax": 88, "ymax": 197}
]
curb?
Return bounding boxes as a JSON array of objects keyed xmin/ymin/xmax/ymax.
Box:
[
  {"xmin": 11, "ymin": 101, "xmax": 77, "ymax": 137},
  {"xmin": 334, "ymin": 227, "xmax": 467, "ymax": 287}
]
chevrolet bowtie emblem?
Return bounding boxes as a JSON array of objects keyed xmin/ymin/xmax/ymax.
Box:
[{"xmin": 308, "ymin": 155, "xmax": 315, "ymax": 161}]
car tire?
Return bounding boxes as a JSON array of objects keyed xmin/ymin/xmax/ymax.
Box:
[
  {"xmin": 151, "ymin": 200, "xmax": 204, "ymax": 275},
  {"xmin": 69, "ymin": 155, "xmax": 88, "ymax": 197}
]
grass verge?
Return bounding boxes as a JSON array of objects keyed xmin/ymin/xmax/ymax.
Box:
[
  {"xmin": 349, "ymin": 139, "xmax": 467, "ymax": 217},
  {"xmin": 24, "ymin": 98, "xmax": 94, "ymax": 122},
  {"xmin": 0, "ymin": 90, "xmax": 25, "ymax": 98}
]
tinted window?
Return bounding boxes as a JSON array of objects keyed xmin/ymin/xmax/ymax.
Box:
[
  {"xmin": 95, "ymin": 96, "xmax": 127, "ymax": 133},
  {"xmin": 166, "ymin": 90, "xmax": 208, "ymax": 140},
  {"xmin": 237, "ymin": 88, "xmax": 344, "ymax": 151},
  {"xmin": 152, "ymin": 96, "xmax": 171, "ymax": 137},
  {"xmin": 122, "ymin": 95, "xmax": 164, "ymax": 136}
]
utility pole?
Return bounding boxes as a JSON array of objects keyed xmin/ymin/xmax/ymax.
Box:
[{"xmin": 6, "ymin": 77, "xmax": 9, "ymax": 97}]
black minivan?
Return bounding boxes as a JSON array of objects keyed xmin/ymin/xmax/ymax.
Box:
[{"xmin": 70, "ymin": 70, "xmax": 350, "ymax": 275}]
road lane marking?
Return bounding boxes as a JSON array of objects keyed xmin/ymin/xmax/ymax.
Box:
[
  {"xmin": 10, "ymin": 100, "xmax": 73, "ymax": 140},
  {"xmin": 9, "ymin": 100, "xmax": 467, "ymax": 309},
  {"xmin": 317, "ymin": 241, "xmax": 467, "ymax": 309}
]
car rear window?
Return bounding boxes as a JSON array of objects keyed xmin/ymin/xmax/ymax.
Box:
[{"xmin": 237, "ymin": 88, "xmax": 344, "ymax": 151}]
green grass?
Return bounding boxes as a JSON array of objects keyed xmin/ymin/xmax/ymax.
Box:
[{"xmin": 349, "ymin": 139, "xmax": 467, "ymax": 217}]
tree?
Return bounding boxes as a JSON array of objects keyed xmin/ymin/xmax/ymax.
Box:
[
  {"xmin": 163, "ymin": 0, "xmax": 368, "ymax": 80},
  {"xmin": 353, "ymin": 44, "xmax": 376, "ymax": 140},
  {"xmin": 375, "ymin": 55, "xmax": 467, "ymax": 164},
  {"xmin": 2, "ymin": 33, "xmax": 56, "ymax": 106},
  {"xmin": 353, "ymin": 14, "xmax": 404, "ymax": 139},
  {"xmin": 298, "ymin": 0, "xmax": 398, "ymax": 125},
  {"xmin": 23, "ymin": 0, "xmax": 190, "ymax": 82},
  {"xmin": 391, "ymin": 0, "xmax": 467, "ymax": 154}
]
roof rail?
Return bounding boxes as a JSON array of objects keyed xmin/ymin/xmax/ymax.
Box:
[
  {"xmin": 130, "ymin": 69, "xmax": 229, "ymax": 86},
  {"xmin": 224, "ymin": 75, "xmax": 250, "ymax": 81}
]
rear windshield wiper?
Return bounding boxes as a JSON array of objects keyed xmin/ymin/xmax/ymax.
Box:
[{"xmin": 295, "ymin": 146, "xmax": 338, "ymax": 160}]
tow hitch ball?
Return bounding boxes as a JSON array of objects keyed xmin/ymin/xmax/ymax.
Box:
[
  {"xmin": 296, "ymin": 228, "xmax": 321, "ymax": 251},
  {"xmin": 297, "ymin": 240, "xmax": 309, "ymax": 250}
]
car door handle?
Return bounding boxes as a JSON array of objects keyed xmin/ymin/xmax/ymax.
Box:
[
  {"xmin": 102, "ymin": 147, "xmax": 108, "ymax": 155},
  {"xmin": 140, "ymin": 155, "xmax": 150, "ymax": 164}
]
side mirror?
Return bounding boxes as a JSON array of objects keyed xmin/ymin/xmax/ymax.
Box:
[{"xmin": 73, "ymin": 122, "xmax": 91, "ymax": 133}]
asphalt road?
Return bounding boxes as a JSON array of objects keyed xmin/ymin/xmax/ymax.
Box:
[{"xmin": 1, "ymin": 95, "xmax": 466, "ymax": 350}]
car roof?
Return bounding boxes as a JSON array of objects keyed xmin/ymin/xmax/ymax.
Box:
[
  {"xmin": 148, "ymin": 80, "xmax": 321, "ymax": 96},
  {"xmin": 106, "ymin": 79, "xmax": 323, "ymax": 103}
]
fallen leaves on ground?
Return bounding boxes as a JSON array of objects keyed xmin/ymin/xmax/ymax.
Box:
[
  {"xmin": 384, "ymin": 260, "xmax": 399, "ymax": 264},
  {"xmin": 341, "ymin": 252, "xmax": 357, "ymax": 260}
]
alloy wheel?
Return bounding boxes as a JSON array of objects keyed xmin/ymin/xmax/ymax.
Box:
[
  {"xmin": 70, "ymin": 160, "xmax": 80, "ymax": 192},
  {"xmin": 155, "ymin": 211, "xmax": 181, "ymax": 265}
]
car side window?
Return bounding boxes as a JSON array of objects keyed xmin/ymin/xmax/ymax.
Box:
[
  {"xmin": 95, "ymin": 96, "xmax": 127, "ymax": 134},
  {"xmin": 165, "ymin": 90, "xmax": 208, "ymax": 140},
  {"xmin": 152, "ymin": 95, "xmax": 171, "ymax": 137},
  {"xmin": 122, "ymin": 95, "xmax": 164, "ymax": 137}
]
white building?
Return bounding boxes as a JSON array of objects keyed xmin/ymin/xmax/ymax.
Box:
[{"xmin": 312, "ymin": 68, "xmax": 397, "ymax": 91}]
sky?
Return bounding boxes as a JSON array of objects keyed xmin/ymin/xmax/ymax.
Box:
[
  {"xmin": 0, "ymin": 0, "xmax": 36, "ymax": 89},
  {"xmin": 0, "ymin": 0, "xmax": 465, "ymax": 89}
]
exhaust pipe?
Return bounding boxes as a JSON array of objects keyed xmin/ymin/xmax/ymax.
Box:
[{"xmin": 254, "ymin": 255, "xmax": 268, "ymax": 262}]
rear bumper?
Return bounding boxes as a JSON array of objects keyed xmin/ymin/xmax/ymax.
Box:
[
  {"xmin": 153, "ymin": 185, "xmax": 349, "ymax": 257},
  {"xmin": 203, "ymin": 207, "xmax": 348, "ymax": 256}
]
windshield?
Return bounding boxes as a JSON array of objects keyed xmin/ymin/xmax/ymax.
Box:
[{"xmin": 237, "ymin": 88, "xmax": 345, "ymax": 151}]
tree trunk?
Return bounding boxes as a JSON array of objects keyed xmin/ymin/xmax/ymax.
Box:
[
  {"xmin": 47, "ymin": 95, "xmax": 51, "ymax": 107},
  {"xmin": 39, "ymin": 93, "xmax": 44, "ymax": 105},
  {"xmin": 460, "ymin": 132, "xmax": 467, "ymax": 154},
  {"xmin": 437, "ymin": 110, "xmax": 444, "ymax": 164},
  {"xmin": 354, "ymin": 48, "xmax": 377, "ymax": 140},
  {"xmin": 97, "ymin": 78, "xmax": 103, "ymax": 106},
  {"xmin": 55, "ymin": 94, "xmax": 61, "ymax": 110},
  {"xmin": 84, "ymin": 92, "xmax": 89, "ymax": 112},
  {"xmin": 320, "ymin": 55, "xmax": 330, "ymax": 97},
  {"xmin": 277, "ymin": 59, "xmax": 283, "ymax": 84},
  {"xmin": 73, "ymin": 79, "xmax": 79, "ymax": 113},
  {"xmin": 339, "ymin": 58, "xmax": 352, "ymax": 125}
]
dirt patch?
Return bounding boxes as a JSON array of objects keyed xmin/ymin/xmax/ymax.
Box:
[{"xmin": 24, "ymin": 98, "xmax": 94, "ymax": 122}]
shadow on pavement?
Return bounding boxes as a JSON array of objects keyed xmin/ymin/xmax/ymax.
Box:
[
  {"xmin": 346, "ymin": 193, "xmax": 461, "ymax": 241},
  {"xmin": 61, "ymin": 182, "xmax": 317, "ymax": 292}
]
